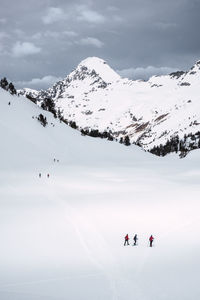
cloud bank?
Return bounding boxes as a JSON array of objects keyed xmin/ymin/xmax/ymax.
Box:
[
  {"xmin": 12, "ymin": 42, "xmax": 41, "ymax": 57},
  {"xmin": 117, "ymin": 66, "xmax": 178, "ymax": 80},
  {"xmin": 16, "ymin": 75, "xmax": 61, "ymax": 90}
]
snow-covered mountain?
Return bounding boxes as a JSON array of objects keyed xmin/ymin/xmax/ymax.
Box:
[{"xmin": 18, "ymin": 57, "xmax": 200, "ymax": 157}]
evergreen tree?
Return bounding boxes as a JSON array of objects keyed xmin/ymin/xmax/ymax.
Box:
[
  {"xmin": 0, "ymin": 77, "xmax": 8, "ymax": 90},
  {"xmin": 107, "ymin": 134, "xmax": 114, "ymax": 141},
  {"xmin": 8, "ymin": 82, "xmax": 17, "ymax": 95},
  {"xmin": 38, "ymin": 114, "xmax": 47, "ymax": 127},
  {"xmin": 89, "ymin": 129, "xmax": 99, "ymax": 137},
  {"xmin": 57, "ymin": 109, "xmax": 63, "ymax": 120},
  {"xmin": 124, "ymin": 136, "xmax": 131, "ymax": 146},
  {"xmin": 69, "ymin": 121, "xmax": 77, "ymax": 129},
  {"xmin": 41, "ymin": 97, "xmax": 56, "ymax": 116},
  {"xmin": 102, "ymin": 131, "xmax": 108, "ymax": 139},
  {"xmin": 26, "ymin": 94, "xmax": 37, "ymax": 104}
]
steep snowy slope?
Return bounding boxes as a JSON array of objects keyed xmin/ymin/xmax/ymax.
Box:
[
  {"xmin": 0, "ymin": 88, "xmax": 144, "ymax": 170},
  {"xmin": 1, "ymin": 88, "xmax": 200, "ymax": 300},
  {"xmin": 18, "ymin": 57, "xmax": 200, "ymax": 157}
]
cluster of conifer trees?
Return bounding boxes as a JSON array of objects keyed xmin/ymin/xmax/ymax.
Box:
[
  {"xmin": 37, "ymin": 114, "xmax": 48, "ymax": 127},
  {"xmin": 0, "ymin": 77, "xmax": 16, "ymax": 95},
  {"xmin": 150, "ymin": 133, "xmax": 200, "ymax": 157}
]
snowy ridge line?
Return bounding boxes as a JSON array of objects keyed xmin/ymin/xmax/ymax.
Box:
[{"xmin": 17, "ymin": 57, "xmax": 200, "ymax": 157}]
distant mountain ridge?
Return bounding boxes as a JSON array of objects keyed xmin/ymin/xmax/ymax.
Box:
[{"xmin": 18, "ymin": 57, "xmax": 200, "ymax": 157}]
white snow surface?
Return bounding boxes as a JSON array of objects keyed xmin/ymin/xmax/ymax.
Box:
[{"xmin": 1, "ymin": 88, "xmax": 200, "ymax": 300}]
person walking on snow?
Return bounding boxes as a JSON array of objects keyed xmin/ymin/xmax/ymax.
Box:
[
  {"xmin": 124, "ymin": 234, "xmax": 129, "ymax": 246},
  {"xmin": 39, "ymin": 173, "xmax": 41, "ymax": 178},
  {"xmin": 133, "ymin": 234, "xmax": 138, "ymax": 246},
  {"xmin": 47, "ymin": 174, "xmax": 49, "ymax": 178},
  {"xmin": 149, "ymin": 235, "xmax": 154, "ymax": 247}
]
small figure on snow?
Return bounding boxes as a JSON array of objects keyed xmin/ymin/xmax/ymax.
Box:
[
  {"xmin": 149, "ymin": 235, "xmax": 154, "ymax": 247},
  {"xmin": 133, "ymin": 234, "xmax": 138, "ymax": 246},
  {"xmin": 47, "ymin": 173, "xmax": 49, "ymax": 178},
  {"xmin": 124, "ymin": 234, "xmax": 129, "ymax": 246},
  {"xmin": 39, "ymin": 173, "xmax": 41, "ymax": 178}
]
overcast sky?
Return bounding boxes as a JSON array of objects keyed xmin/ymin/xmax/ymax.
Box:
[{"xmin": 0, "ymin": 0, "xmax": 200, "ymax": 89}]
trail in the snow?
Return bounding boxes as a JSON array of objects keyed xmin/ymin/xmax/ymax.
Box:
[
  {"xmin": 66, "ymin": 211, "xmax": 119, "ymax": 300},
  {"xmin": 48, "ymin": 175, "xmax": 120, "ymax": 300}
]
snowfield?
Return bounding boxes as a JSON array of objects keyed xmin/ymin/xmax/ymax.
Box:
[{"xmin": 1, "ymin": 88, "xmax": 200, "ymax": 300}]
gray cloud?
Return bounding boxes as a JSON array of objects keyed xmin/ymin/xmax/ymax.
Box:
[
  {"xmin": 42, "ymin": 7, "xmax": 67, "ymax": 24},
  {"xmin": 16, "ymin": 75, "xmax": 61, "ymax": 90},
  {"xmin": 154, "ymin": 22, "xmax": 177, "ymax": 30},
  {"xmin": 11, "ymin": 42, "xmax": 41, "ymax": 57},
  {"xmin": 0, "ymin": 18, "xmax": 6, "ymax": 24},
  {"xmin": 0, "ymin": 32, "xmax": 10, "ymax": 40},
  {"xmin": 0, "ymin": 0, "xmax": 200, "ymax": 89},
  {"xmin": 117, "ymin": 66, "xmax": 177, "ymax": 80},
  {"xmin": 63, "ymin": 31, "xmax": 78, "ymax": 37},
  {"xmin": 76, "ymin": 5, "xmax": 106, "ymax": 24},
  {"xmin": 77, "ymin": 37, "xmax": 104, "ymax": 48}
]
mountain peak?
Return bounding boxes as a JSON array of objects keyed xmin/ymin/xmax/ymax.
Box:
[
  {"xmin": 189, "ymin": 60, "xmax": 200, "ymax": 72},
  {"xmin": 77, "ymin": 56, "xmax": 121, "ymax": 83},
  {"xmin": 79, "ymin": 56, "xmax": 107, "ymax": 67},
  {"xmin": 194, "ymin": 59, "xmax": 200, "ymax": 66}
]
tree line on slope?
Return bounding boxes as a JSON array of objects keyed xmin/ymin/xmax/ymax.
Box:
[
  {"xmin": 149, "ymin": 133, "xmax": 200, "ymax": 158},
  {"xmin": 33, "ymin": 96, "xmax": 131, "ymax": 146},
  {"xmin": 33, "ymin": 96, "xmax": 200, "ymax": 156},
  {"xmin": 24, "ymin": 90, "xmax": 200, "ymax": 155},
  {"xmin": 63, "ymin": 120, "xmax": 131, "ymax": 146}
]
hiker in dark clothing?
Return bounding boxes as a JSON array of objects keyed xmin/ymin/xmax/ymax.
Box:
[
  {"xmin": 47, "ymin": 174, "xmax": 49, "ymax": 178},
  {"xmin": 149, "ymin": 235, "xmax": 154, "ymax": 247},
  {"xmin": 133, "ymin": 234, "xmax": 138, "ymax": 246},
  {"xmin": 124, "ymin": 234, "xmax": 129, "ymax": 246},
  {"xmin": 39, "ymin": 173, "xmax": 41, "ymax": 178}
]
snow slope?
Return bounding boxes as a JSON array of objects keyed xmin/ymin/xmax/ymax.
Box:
[
  {"xmin": 18, "ymin": 57, "xmax": 200, "ymax": 155},
  {"xmin": 1, "ymin": 88, "xmax": 200, "ymax": 300}
]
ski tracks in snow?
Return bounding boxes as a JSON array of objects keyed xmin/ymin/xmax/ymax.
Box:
[
  {"xmin": 64, "ymin": 203, "xmax": 119, "ymax": 300},
  {"xmin": 40, "ymin": 169, "xmax": 121, "ymax": 300}
]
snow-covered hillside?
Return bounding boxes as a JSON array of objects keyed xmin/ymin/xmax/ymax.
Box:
[
  {"xmin": 19, "ymin": 57, "xmax": 200, "ymax": 157},
  {"xmin": 1, "ymin": 87, "xmax": 200, "ymax": 300}
]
